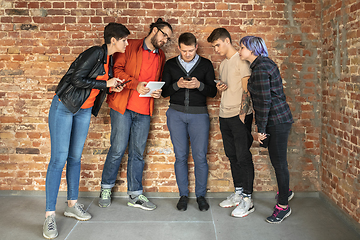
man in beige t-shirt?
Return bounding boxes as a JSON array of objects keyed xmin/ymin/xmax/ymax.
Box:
[{"xmin": 207, "ymin": 28, "xmax": 254, "ymax": 218}]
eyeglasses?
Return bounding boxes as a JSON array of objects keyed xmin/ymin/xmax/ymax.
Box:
[{"xmin": 157, "ymin": 27, "xmax": 171, "ymax": 42}]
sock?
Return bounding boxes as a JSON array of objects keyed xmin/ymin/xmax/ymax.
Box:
[
  {"xmin": 235, "ymin": 187, "xmax": 243, "ymax": 195},
  {"xmin": 242, "ymin": 193, "xmax": 252, "ymax": 199},
  {"xmin": 277, "ymin": 204, "xmax": 288, "ymax": 210}
]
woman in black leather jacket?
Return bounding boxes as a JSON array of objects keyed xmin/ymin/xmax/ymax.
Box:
[{"xmin": 43, "ymin": 23, "xmax": 130, "ymax": 239}]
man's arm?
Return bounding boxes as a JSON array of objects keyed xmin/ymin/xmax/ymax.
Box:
[
  {"xmin": 161, "ymin": 60, "xmax": 180, "ymax": 98},
  {"xmin": 193, "ymin": 59, "xmax": 217, "ymax": 98},
  {"xmin": 112, "ymin": 51, "xmax": 139, "ymax": 90},
  {"xmin": 239, "ymin": 76, "xmax": 251, "ymax": 122}
]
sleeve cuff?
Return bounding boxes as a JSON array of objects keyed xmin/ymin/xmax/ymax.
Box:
[
  {"xmin": 198, "ymin": 82, "xmax": 204, "ymax": 91},
  {"xmin": 257, "ymin": 127, "xmax": 266, "ymax": 133},
  {"xmin": 173, "ymin": 82, "xmax": 180, "ymax": 91}
]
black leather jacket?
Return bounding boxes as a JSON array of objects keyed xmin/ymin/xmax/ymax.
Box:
[{"xmin": 55, "ymin": 44, "xmax": 113, "ymax": 116}]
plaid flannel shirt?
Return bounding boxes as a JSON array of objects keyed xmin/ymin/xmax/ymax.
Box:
[{"xmin": 248, "ymin": 56, "xmax": 293, "ymax": 133}]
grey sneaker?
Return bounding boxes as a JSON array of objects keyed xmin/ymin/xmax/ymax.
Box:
[
  {"xmin": 99, "ymin": 188, "xmax": 112, "ymax": 208},
  {"xmin": 64, "ymin": 202, "xmax": 91, "ymax": 221},
  {"xmin": 43, "ymin": 215, "xmax": 58, "ymax": 239},
  {"xmin": 231, "ymin": 197, "xmax": 255, "ymax": 218},
  {"xmin": 219, "ymin": 192, "xmax": 242, "ymax": 208},
  {"xmin": 127, "ymin": 194, "xmax": 156, "ymax": 211}
]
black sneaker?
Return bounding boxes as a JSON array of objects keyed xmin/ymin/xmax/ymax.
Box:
[
  {"xmin": 176, "ymin": 196, "xmax": 189, "ymax": 211},
  {"xmin": 266, "ymin": 204, "xmax": 291, "ymax": 224},
  {"xmin": 196, "ymin": 196, "xmax": 209, "ymax": 211}
]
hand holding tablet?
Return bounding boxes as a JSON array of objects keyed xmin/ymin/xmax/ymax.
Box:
[{"xmin": 139, "ymin": 82, "xmax": 165, "ymax": 97}]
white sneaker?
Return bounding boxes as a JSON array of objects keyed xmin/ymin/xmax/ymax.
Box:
[
  {"xmin": 231, "ymin": 197, "xmax": 255, "ymax": 217},
  {"xmin": 219, "ymin": 192, "xmax": 242, "ymax": 208}
]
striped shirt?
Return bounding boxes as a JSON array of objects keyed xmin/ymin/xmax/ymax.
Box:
[{"xmin": 248, "ymin": 56, "xmax": 293, "ymax": 133}]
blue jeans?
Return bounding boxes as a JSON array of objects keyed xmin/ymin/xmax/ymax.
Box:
[
  {"xmin": 46, "ymin": 95, "xmax": 92, "ymax": 211},
  {"xmin": 101, "ymin": 109, "xmax": 151, "ymax": 196},
  {"xmin": 267, "ymin": 123, "xmax": 292, "ymax": 205},
  {"xmin": 166, "ymin": 108, "xmax": 209, "ymax": 198}
]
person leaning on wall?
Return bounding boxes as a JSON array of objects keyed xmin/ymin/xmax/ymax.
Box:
[
  {"xmin": 161, "ymin": 32, "xmax": 217, "ymax": 212},
  {"xmin": 207, "ymin": 28, "xmax": 255, "ymax": 218},
  {"xmin": 239, "ymin": 36, "xmax": 294, "ymax": 224},
  {"xmin": 98, "ymin": 18, "xmax": 173, "ymax": 211},
  {"xmin": 43, "ymin": 23, "xmax": 130, "ymax": 239}
]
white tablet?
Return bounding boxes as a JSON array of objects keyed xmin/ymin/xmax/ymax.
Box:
[{"xmin": 139, "ymin": 82, "xmax": 165, "ymax": 97}]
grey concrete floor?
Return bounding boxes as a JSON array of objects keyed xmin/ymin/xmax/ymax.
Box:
[{"xmin": 0, "ymin": 192, "xmax": 359, "ymax": 240}]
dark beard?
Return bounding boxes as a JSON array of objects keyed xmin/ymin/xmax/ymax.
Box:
[{"xmin": 151, "ymin": 34, "xmax": 163, "ymax": 49}]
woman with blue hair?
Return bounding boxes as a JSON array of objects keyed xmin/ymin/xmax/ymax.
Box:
[{"xmin": 239, "ymin": 36, "xmax": 294, "ymax": 224}]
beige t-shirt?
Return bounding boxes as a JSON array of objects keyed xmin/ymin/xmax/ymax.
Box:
[{"xmin": 219, "ymin": 52, "xmax": 252, "ymax": 118}]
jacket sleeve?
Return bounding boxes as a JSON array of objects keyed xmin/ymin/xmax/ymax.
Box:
[
  {"xmin": 250, "ymin": 68, "xmax": 271, "ymax": 133},
  {"xmin": 112, "ymin": 49, "xmax": 140, "ymax": 90},
  {"xmin": 161, "ymin": 60, "xmax": 179, "ymax": 98},
  {"xmin": 70, "ymin": 47, "xmax": 107, "ymax": 90},
  {"xmin": 197, "ymin": 59, "xmax": 217, "ymax": 98}
]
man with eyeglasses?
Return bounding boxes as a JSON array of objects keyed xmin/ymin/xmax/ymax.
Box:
[
  {"xmin": 99, "ymin": 18, "xmax": 173, "ymax": 210},
  {"xmin": 162, "ymin": 32, "xmax": 217, "ymax": 212}
]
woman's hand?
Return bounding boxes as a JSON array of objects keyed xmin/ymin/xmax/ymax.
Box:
[
  {"xmin": 257, "ymin": 133, "xmax": 268, "ymax": 144},
  {"xmin": 110, "ymin": 85, "xmax": 124, "ymax": 92},
  {"xmin": 107, "ymin": 78, "xmax": 121, "ymax": 88},
  {"xmin": 151, "ymin": 89, "xmax": 162, "ymax": 99}
]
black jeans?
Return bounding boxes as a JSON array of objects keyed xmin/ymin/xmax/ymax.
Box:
[
  {"xmin": 219, "ymin": 114, "xmax": 254, "ymax": 194},
  {"xmin": 266, "ymin": 123, "xmax": 292, "ymax": 205}
]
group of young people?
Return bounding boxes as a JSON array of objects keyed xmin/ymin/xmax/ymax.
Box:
[{"xmin": 42, "ymin": 19, "xmax": 294, "ymax": 239}]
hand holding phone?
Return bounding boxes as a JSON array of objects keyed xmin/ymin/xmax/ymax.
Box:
[
  {"xmin": 215, "ymin": 80, "xmax": 227, "ymax": 91},
  {"xmin": 120, "ymin": 79, "xmax": 131, "ymax": 86},
  {"xmin": 116, "ymin": 79, "xmax": 131, "ymax": 88},
  {"xmin": 184, "ymin": 76, "xmax": 192, "ymax": 81}
]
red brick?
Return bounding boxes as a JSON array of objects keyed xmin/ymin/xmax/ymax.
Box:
[
  {"xmin": 1, "ymin": 17, "xmax": 12, "ymax": 23},
  {"xmin": 198, "ymin": 11, "xmax": 222, "ymax": 17},
  {"xmin": 91, "ymin": 2, "xmax": 102, "ymax": 8},
  {"xmin": 129, "ymin": 2, "xmax": 141, "ymax": 8},
  {"xmin": 78, "ymin": 2, "xmax": 90, "ymax": 8},
  {"xmin": 65, "ymin": 17, "xmax": 76, "ymax": 24},
  {"xmin": 90, "ymin": 17, "xmax": 102, "ymax": 23},
  {"xmin": 53, "ymin": 2, "xmax": 64, "ymax": 8},
  {"xmin": 28, "ymin": 2, "xmax": 40, "ymax": 8},
  {"xmin": 13, "ymin": 16, "xmax": 31, "ymax": 23},
  {"xmin": 103, "ymin": 2, "xmax": 116, "ymax": 9},
  {"xmin": 40, "ymin": 2, "xmax": 51, "ymax": 8},
  {"xmin": 65, "ymin": 2, "xmax": 77, "ymax": 8}
]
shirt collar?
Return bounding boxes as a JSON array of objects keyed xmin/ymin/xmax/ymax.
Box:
[
  {"xmin": 178, "ymin": 54, "xmax": 199, "ymax": 65},
  {"xmin": 250, "ymin": 56, "xmax": 261, "ymax": 69},
  {"xmin": 143, "ymin": 39, "xmax": 159, "ymax": 54}
]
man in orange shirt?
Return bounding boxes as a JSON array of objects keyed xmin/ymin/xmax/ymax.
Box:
[{"xmin": 99, "ymin": 18, "xmax": 173, "ymax": 210}]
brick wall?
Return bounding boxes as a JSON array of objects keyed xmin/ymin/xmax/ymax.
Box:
[
  {"xmin": 321, "ymin": 0, "xmax": 360, "ymax": 223},
  {"xmin": 0, "ymin": 0, "xmax": 326, "ymax": 211}
]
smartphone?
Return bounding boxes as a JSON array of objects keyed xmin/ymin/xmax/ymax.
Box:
[
  {"xmin": 184, "ymin": 76, "xmax": 192, "ymax": 81},
  {"xmin": 259, "ymin": 133, "xmax": 270, "ymax": 148},
  {"xmin": 214, "ymin": 80, "xmax": 220, "ymax": 83},
  {"xmin": 117, "ymin": 79, "xmax": 131, "ymax": 87}
]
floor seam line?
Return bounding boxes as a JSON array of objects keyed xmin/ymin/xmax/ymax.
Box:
[{"xmin": 209, "ymin": 198, "xmax": 219, "ymax": 240}]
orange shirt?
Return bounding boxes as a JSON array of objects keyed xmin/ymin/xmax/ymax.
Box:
[
  {"xmin": 81, "ymin": 55, "xmax": 110, "ymax": 109},
  {"xmin": 126, "ymin": 49, "xmax": 159, "ymax": 115}
]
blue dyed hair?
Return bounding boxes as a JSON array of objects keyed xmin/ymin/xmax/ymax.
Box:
[{"xmin": 239, "ymin": 36, "xmax": 268, "ymax": 57}]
